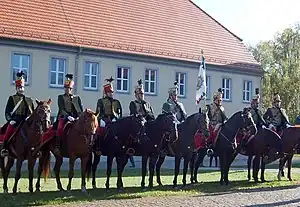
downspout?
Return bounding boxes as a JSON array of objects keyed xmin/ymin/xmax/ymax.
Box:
[
  {"xmin": 260, "ymin": 75, "xmax": 264, "ymax": 111},
  {"xmin": 74, "ymin": 46, "xmax": 82, "ymax": 94}
]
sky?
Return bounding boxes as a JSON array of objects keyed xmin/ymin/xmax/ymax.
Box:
[{"xmin": 192, "ymin": 0, "xmax": 300, "ymax": 46}]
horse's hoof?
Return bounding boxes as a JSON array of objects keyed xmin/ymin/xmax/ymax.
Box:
[
  {"xmin": 219, "ymin": 181, "xmax": 224, "ymax": 186},
  {"xmin": 224, "ymin": 181, "xmax": 229, "ymax": 186},
  {"xmin": 117, "ymin": 188, "xmax": 124, "ymax": 193},
  {"xmin": 142, "ymin": 187, "xmax": 147, "ymax": 192},
  {"xmin": 35, "ymin": 188, "xmax": 40, "ymax": 193},
  {"xmin": 288, "ymin": 178, "xmax": 293, "ymax": 181},
  {"xmin": 173, "ymin": 186, "xmax": 179, "ymax": 190},
  {"xmin": 92, "ymin": 184, "xmax": 97, "ymax": 189},
  {"xmin": 261, "ymin": 179, "xmax": 267, "ymax": 183},
  {"xmin": 3, "ymin": 189, "xmax": 8, "ymax": 194},
  {"xmin": 157, "ymin": 182, "xmax": 163, "ymax": 186},
  {"xmin": 254, "ymin": 179, "xmax": 259, "ymax": 183},
  {"xmin": 106, "ymin": 189, "xmax": 111, "ymax": 193}
]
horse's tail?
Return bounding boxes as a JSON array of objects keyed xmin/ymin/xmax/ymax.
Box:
[
  {"xmin": 42, "ymin": 150, "xmax": 51, "ymax": 182},
  {"xmin": 86, "ymin": 152, "xmax": 93, "ymax": 182}
]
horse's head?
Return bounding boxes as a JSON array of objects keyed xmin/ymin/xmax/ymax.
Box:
[
  {"xmin": 77, "ymin": 109, "xmax": 99, "ymax": 135},
  {"xmin": 28, "ymin": 98, "xmax": 52, "ymax": 133},
  {"xmin": 239, "ymin": 108, "xmax": 257, "ymax": 137},
  {"xmin": 155, "ymin": 113, "xmax": 178, "ymax": 143}
]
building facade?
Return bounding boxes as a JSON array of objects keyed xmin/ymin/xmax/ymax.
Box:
[{"xmin": 0, "ymin": 0, "xmax": 263, "ymax": 123}]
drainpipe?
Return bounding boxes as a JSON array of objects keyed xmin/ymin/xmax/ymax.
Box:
[
  {"xmin": 260, "ymin": 75, "xmax": 264, "ymax": 111},
  {"xmin": 74, "ymin": 46, "xmax": 82, "ymax": 94}
]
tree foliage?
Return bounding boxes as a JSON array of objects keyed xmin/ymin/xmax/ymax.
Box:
[{"xmin": 249, "ymin": 23, "xmax": 300, "ymax": 122}]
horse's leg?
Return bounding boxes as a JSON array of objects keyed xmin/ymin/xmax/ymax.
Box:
[
  {"xmin": 209, "ymin": 154, "xmax": 213, "ymax": 167},
  {"xmin": 182, "ymin": 154, "xmax": 190, "ymax": 187},
  {"xmin": 156, "ymin": 155, "xmax": 166, "ymax": 186},
  {"xmin": 173, "ymin": 155, "xmax": 181, "ymax": 189},
  {"xmin": 223, "ymin": 151, "xmax": 235, "ymax": 185},
  {"xmin": 92, "ymin": 154, "xmax": 101, "ymax": 189},
  {"xmin": 287, "ymin": 155, "xmax": 293, "ymax": 181},
  {"xmin": 218, "ymin": 154, "xmax": 224, "ymax": 185},
  {"xmin": 105, "ymin": 155, "xmax": 114, "ymax": 192},
  {"xmin": 28, "ymin": 156, "xmax": 37, "ymax": 193},
  {"xmin": 278, "ymin": 156, "xmax": 286, "ymax": 181},
  {"xmin": 148, "ymin": 155, "xmax": 158, "ymax": 189},
  {"xmin": 2, "ymin": 158, "xmax": 14, "ymax": 193},
  {"xmin": 36, "ymin": 155, "xmax": 44, "ymax": 192},
  {"xmin": 141, "ymin": 155, "xmax": 148, "ymax": 189},
  {"xmin": 247, "ymin": 156, "xmax": 253, "ymax": 181},
  {"xmin": 215, "ymin": 155, "xmax": 218, "ymax": 167},
  {"xmin": 80, "ymin": 156, "xmax": 89, "ymax": 195},
  {"xmin": 116, "ymin": 155, "xmax": 128, "ymax": 192},
  {"xmin": 66, "ymin": 157, "xmax": 76, "ymax": 192},
  {"xmin": 260, "ymin": 156, "xmax": 266, "ymax": 182},
  {"xmin": 189, "ymin": 152, "xmax": 196, "ymax": 183},
  {"xmin": 12, "ymin": 158, "xmax": 24, "ymax": 194},
  {"xmin": 252, "ymin": 156, "xmax": 260, "ymax": 183},
  {"xmin": 53, "ymin": 156, "xmax": 64, "ymax": 191},
  {"xmin": 193, "ymin": 149, "xmax": 206, "ymax": 183}
]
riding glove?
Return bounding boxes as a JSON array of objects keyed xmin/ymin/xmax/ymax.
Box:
[
  {"xmin": 67, "ymin": 116, "xmax": 75, "ymax": 122},
  {"xmin": 9, "ymin": 120, "xmax": 16, "ymax": 125},
  {"xmin": 100, "ymin": 119, "xmax": 106, "ymax": 127},
  {"xmin": 112, "ymin": 118, "xmax": 116, "ymax": 122},
  {"xmin": 286, "ymin": 124, "xmax": 292, "ymax": 128}
]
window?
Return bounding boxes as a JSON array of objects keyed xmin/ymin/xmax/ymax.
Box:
[
  {"xmin": 222, "ymin": 78, "xmax": 232, "ymax": 101},
  {"xmin": 145, "ymin": 69, "xmax": 157, "ymax": 94},
  {"xmin": 116, "ymin": 66, "xmax": 130, "ymax": 92},
  {"xmin": 243, "ymin": 81, "xmax": 252, "ymax": 102},
  {"xmin": 206, "ymin": 76, "xmax": 210, "ymax": 99},
  {"xmin": 84, "ymin": 61, "xmax": 99, "ymax": 90},
  {"xmin": 50, "ymin": 57, "xmax": 66, "ymax": 87},
  {"xmin": 12, "ymin": 53, "xmax": 30, "ymax": 84},
  {"xmin": 175, "ymin": 72, "xmax": 186, "ymax": 97}
]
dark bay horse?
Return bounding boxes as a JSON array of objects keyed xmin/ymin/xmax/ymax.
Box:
[
  {"xmin": 86, "ymin": 115, "xmax": 143, "ymax": 191},
  {"xmin": 36, "ymin": 109, "xmax": 98, "ymax": 194},
  {"xmin": 210, "ymin": 108, "xmax": 257, "ymax": 185},
  {"xmin": 0, "ymin": 99, "xmax": 52, "ymax": 193},
  {"xmin": 155, "ymin": 110, "xmax": 209, "ymax": 188}
]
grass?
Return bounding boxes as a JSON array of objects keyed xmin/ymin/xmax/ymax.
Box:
[{"xmin": 0, "ymin": 168, "xmax": 300, "ymax": 207}]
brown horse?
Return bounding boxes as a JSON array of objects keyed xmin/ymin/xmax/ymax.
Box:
[
  {"xmin": 36, "ymin": 109, "xmax": 98, "ymax": 194},
  {"xmin": 0, "ymin": 99, "xmax": 52, "ymax": 194}
]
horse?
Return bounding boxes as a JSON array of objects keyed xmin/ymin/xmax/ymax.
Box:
[
  {"xmin": 0, "ymin": 99, "xmax": 52, "ymax": 194},
  {"xmin": 155, "ymin": 109, "xmax": 209, "ymax": 188},
  {"xmin": 248, "ymin": 126, "xmax": 300, "ymax": 182},
  {"xmin": 238, "ymin": 127, "xmax": 283, "ymax": 182},
  {"xmin": 209, "ymin": 108, "xmax": 257, "ymax": 185},
  {"xmin": 36, "ymin": 109, "xmax": 98, "ymax": 194},
  {"xmin": 86, "ymin": 115, "xmax": 144, "ymax": 192},
  {"xmin": 123, "ymin": 113, "xmax": 177, "ymax": 190}
]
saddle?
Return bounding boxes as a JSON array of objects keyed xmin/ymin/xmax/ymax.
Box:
[
  {"xmin": 62, "ymin": 121, "xmax": 73, "ymax": 136},
  {"xmin": 209, "ymin": 125, "xmax": 222, "ymax": 147}
]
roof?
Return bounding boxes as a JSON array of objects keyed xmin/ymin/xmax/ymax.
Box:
[{"xmin": 0, "ymin": 0, "xmax": 260, "ymax": 70}]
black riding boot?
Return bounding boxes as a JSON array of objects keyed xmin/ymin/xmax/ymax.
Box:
[{"xmin": 54, "ymin": 136, "xmax": 61, "ymax": 155}]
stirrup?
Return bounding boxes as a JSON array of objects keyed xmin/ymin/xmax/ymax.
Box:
[
  {"xmin": 95, "ymin": 150, "xmax": 102, "ymax": 156},
  {"xmin": 0, "ymin": 149, "xmax": 9, "ymax": 157},
  {"xmin": 54, "ymin": 147, "xmax": 60, "ymax": 155}
]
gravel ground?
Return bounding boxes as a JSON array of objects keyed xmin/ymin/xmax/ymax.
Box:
[{"xmin": 45, "ymin": 185, "xmax": 300, "ymax": 207}]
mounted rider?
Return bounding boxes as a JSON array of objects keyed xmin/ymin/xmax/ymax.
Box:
[
  {"xmin": 206, "ymin": 88, "xmax": 228, "ymax": 144},
  {"xmin": 1, "ymin": 71, "xmax": 34, "ymax": 157},
  {"xmin": 263, "ymin": 93, "xmax": 291, "ymax": 134},
  {"xmin": 162, "ymin": 81, "xmax": 187, "ymax": 123},
  {"xmin": 129, "ymin": 79, "xmax": 155, "ymax": 122},
  {"xmin": 54, "ymin": 74, "xmax": 83, "ymax": 155},
  {"xmin": 249, "ymin": 88, "xmax": 267, "ymax": 128}
]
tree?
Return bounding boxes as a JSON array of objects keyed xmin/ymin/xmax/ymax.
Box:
[{"xmin": 249, "ymin": 23, "xmax": 300, "ymax": 123}]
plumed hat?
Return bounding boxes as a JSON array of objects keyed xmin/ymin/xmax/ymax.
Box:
[
  {"xmin": 213, "ymin": 88, "xmax": 223, "ymax": 100},
  {"xmin": 103, "ymin": 76, "xmax": 114, "ymax": 94},
  {"xmin": 134, "ymin": 79, "xmax": 144, "ymax": 94},
  {"xmin": 252, "ymin": 88, "xmax": 260, "ymax": 101},
  {"xmin": 273, "ymin": 92, "xmax": 281, "ymax": 102},
  {"xmin": 15, "ymin": 71, "xmax": 25, "ymax": 87},
  {"xmin": 168, "ymin": 81, "xmax": 179, "ymax": 95},
  {"xmin": 64, "ymin": 74, "xmax": 74, "ymax": 88}
]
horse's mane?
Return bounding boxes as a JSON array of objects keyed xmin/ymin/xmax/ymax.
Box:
[{"xmin": 182, "ymin": 113, "xmax": 198, "ymax": 126}]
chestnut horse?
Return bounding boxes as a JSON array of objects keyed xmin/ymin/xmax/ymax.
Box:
[
  {"xmin": 0, "ymin": 99, "xmax": 52, "ymax": 193},
  {"xmin": 36, "ymin": 109, "xmax": 98, "ymax": 194}
]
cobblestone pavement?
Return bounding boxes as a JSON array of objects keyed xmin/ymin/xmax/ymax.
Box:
[{"xmin": 48, "ymin": 185, "xmax": 300, "ymax": 207}]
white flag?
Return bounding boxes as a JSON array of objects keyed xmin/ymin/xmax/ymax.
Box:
[{"xmin": 196, "ymin": 53, "xmax": 206, "ymax": 105}]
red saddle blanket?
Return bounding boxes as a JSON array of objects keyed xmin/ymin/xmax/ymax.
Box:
[{"xmin": 194, "ymin": 125, "xmax": 222, "ymax": 150}]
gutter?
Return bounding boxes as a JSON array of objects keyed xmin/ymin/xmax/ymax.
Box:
[{"xmin": 74, "ymin": 46, "xmax": 82, "ymax": 94}]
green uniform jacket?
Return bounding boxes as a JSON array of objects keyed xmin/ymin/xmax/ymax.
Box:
[
  {"xmin": 129, "ymin": 100, "xmax": 155, "ymax": 121},
  {"xmin": 57, "ymin": 94, "xmax": 83, "ymax": 118},
  {"xmin": 96, "ymin": 97, "xmax": 122, "ymax": 121},
  {"xmin": 162, "ymin": 98, "xmax": 187, "ymax": 122},
  {"xmin": 263, "ymin": 106, "xmax": 290, "ymax": 128},
  {"xmin": 5, "ymin": 94, "xmax": 34, "ymax": 123},
  {"xmin": 250, "ymin": 107, "xmax": 266, "ymax": 127}
]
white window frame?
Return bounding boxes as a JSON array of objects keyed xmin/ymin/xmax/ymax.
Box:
[
  {"xmin": 50, "ymin": 57, "xmax": 66, "ymax": 87},
  {"xmin": 222, "ymin": 78, "xmax": 232, "ymax": 101},
  {"xmin": 206, "ymin": 76, "xmax": 210, "ymax": 99},
  {"xmin": 84, "ymin": 61, "xmax": 99, "ymax": 90},
  {"xmin": 175, "ymin": 72, "xmax": 186, "ymax": 97},
  {"xmin": 116, "ymin": 66, "xmax": 130, "ymax": 92},
  {"xmin": 243, "ymin": 80, "xmax": 252, "ymax": 103},
  {"xmin": 12, "ymin": 53, "xmax": 30, "ymax": 84},
  {"xmin": 144, "ymin": 69, "xmax": 157, "ymax": 95}
]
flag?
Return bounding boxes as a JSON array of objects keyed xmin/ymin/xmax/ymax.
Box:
[{"xmin": 196, "ymin": 50, "xmax": 206, "ymax": 105}]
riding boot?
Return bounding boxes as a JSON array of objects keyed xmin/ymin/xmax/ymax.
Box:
[
  {"xmin": 94, "ymin": 135, "xmax": 101, "ymax": 155},
  {"xmin": 54, "ymin": 118, "xmax": 64, "ymax": 156},
  {"xmin": 0, "ymin": 123, "xmax": 15, "ymax": 157}
]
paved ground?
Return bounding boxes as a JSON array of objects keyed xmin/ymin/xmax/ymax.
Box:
[{"xmin": 45, "ymin": 186, "xmax": 300, "ymax": 207}]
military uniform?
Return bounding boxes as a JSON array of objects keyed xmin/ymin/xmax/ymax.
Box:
[
  {"xmin": 1, "ymin": 71, "xmax": 34, "ymax": 157},
  {"xmin": 162, "ymin": 81, "xmax": 187, "ymax": 123},
  {"xmin": 129, "ymin": 79, "xmax": 155, "ymax": 122},
  {"xmin": 263, "ymin": 93, "xmax": 290, "ymax": 132},
  {"xmin": 249, "ymin": 88, "xmax": 267, "ymax": 128},
  {"xmin": 53, "ymin": 74, "xmax": 83, "ymax": 154}
]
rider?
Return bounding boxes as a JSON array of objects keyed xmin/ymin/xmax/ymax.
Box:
[
  {"xmin": 162, "ymin": 81, "xmax": 187, "ymax": 123},
  {"xmin": 249, "ymin": 88, "xmax": 267, "ymax": 128},
  {"xmin": 206, "ymin": 88, "xmax": 227, "ymax": 144},
  {"xmin": 1, "ymin": 71, "xmax": 34, "ymax": 157},
  {"xmin": 54, "ymin": 74, "xmax": 83, "ymax": 155},
  {"xmin": 263, "ymin": 93, "xmax": 291, "ymax": 133},
  {"xmin": 95, "ymin": 77, "xmax": 122, "ymax": 153},
  {"xmin": 129, "ymin": 79, "xmax": 155, "ymax": 122}
]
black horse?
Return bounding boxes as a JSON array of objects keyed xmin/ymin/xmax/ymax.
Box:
[
  {"xmin": 155, "ymin": 110, "xmax": 209, "ymax": 188},
  {"xmin": 86, "ymin": 115, "xmax": 143, "ymax": 191},
  {"xmin": 207, "ymin": 108, "xmax": 257, "ymax": 185}
]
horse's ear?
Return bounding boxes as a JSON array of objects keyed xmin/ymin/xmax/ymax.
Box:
[
  {"xmin": 47, "ymin": 98, "xmax": 52, "ymax": 105},
  {"xmin": 35, "ymin": 99, "xmax": 41, "ymax": 105},
  {"xmin": 85, "ymin": 108, "xmax": 88, "ymax": 112},
  {"xmin": 94, "ymin": 112, "xmax": 99, "ymax": 117}
]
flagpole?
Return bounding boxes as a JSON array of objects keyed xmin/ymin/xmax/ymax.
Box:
[{"xmin": 201, "ymin": 50, "xmax": 206, "ymax": 112}]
